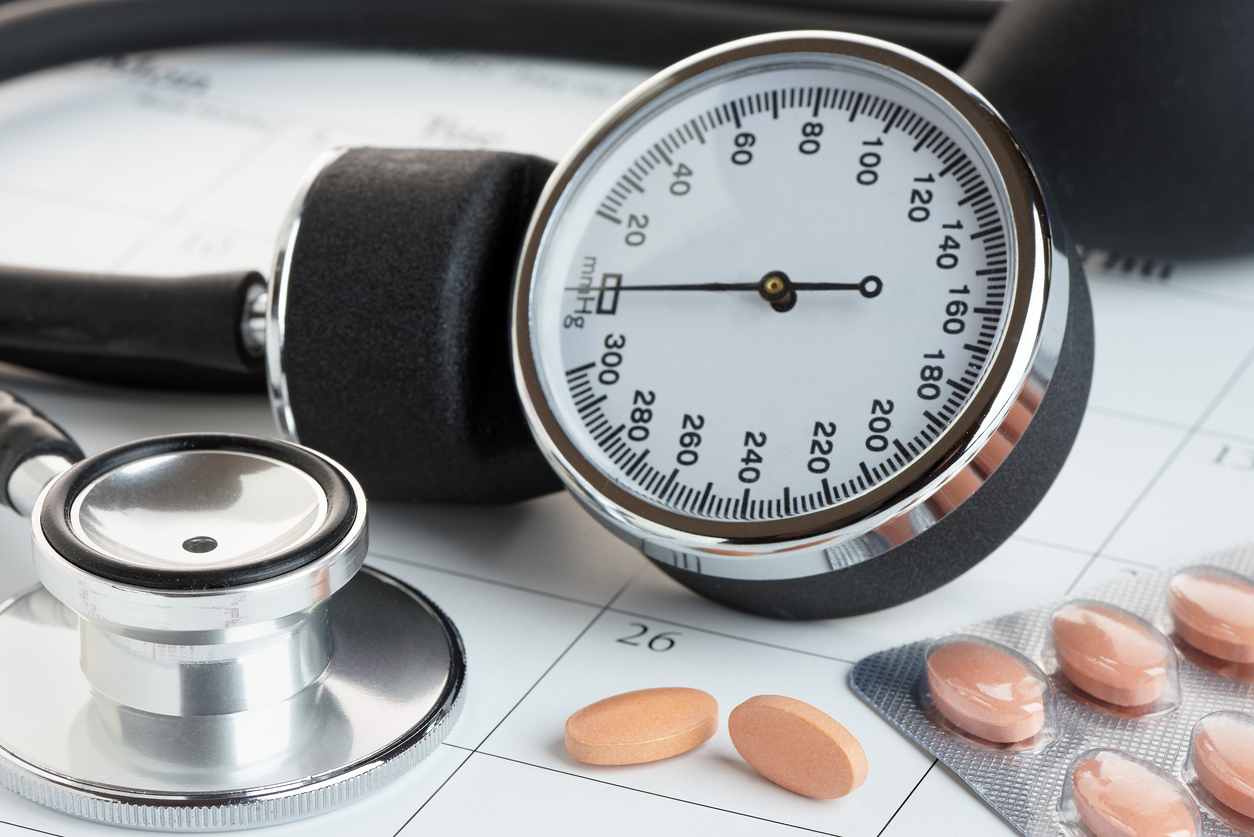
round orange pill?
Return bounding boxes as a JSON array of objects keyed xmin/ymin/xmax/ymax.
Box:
[
  {"xmin": 1051, "ymin": 602, "xmax": 1169, "ymax": 707},
  {"xmin": 1071, "ymin": 752, "xmax": 1198, "ymax": 837},
  {"xmin": 1169, "ymin": 569, "xmax": 1254, "ymax": 664},
  {"xmin": 926, "ymin": 638, "xmax": 1046, "ymax": 744},
  {"xmin": 564, "ymin": 687, "xmax": 718, "ymax": 765},
  {"xmin": 1192, "ymin": 717, "xmax": 1254, "ymax": 819},
  {"xmin": 728, "ymin": 695, "xmax": 867, "ymax": 799}
]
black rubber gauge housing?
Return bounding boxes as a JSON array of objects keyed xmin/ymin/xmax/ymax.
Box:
[{"xmin": 962, "ymin": 0, "xmax": 1254, "ymax": 259}]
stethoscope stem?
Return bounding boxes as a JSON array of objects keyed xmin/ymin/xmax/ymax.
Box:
[
  {"xmin": 0, "ymin": 388, "xmax": 83, "ymax": 514},
  {"xmin": 6, "ymin": 453, "xmax": 73, "ymax": 517}
]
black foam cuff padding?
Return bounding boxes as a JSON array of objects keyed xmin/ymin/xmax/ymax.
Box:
[
  {"xmin": 0, "ymin": 266, "xmax": 266, "ymax": 375},
  {"xmin": 961, "ymin": 0, "xmax": 1254, "ymax": 259},
  {"xmin": 281, "ymin": 148, "xmax": 563, "ymax": 504},
  {"xmin": 656, "ymin": 245, "xmax": 1095, "ymax": 619},
  {"xmin": 0, "ymin": 388, "xmax": 84, "ymax": 510}
]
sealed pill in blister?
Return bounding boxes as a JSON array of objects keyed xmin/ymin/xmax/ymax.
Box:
[
  {"xmin": 851, "ymin": 545, "xmax": 1254, "ymax": 837},
  {"xmin": 1168, "ymin": 566, "xmax": 1254, "ymax": 682},
  {"xmin": 922, "ymin": 635, "xmax": 1057, "ymax": 750},
  {"xmin": 1045, "ymin": 600, "xmax": 1180, "ymax": 717},
  {"xmin": 1184, "ymin": 710, "xmax": 1254, "ymax": 834},
  {"xmin": 1060, "ymin": 749, "xmax": 1201, "ymax": 837}
]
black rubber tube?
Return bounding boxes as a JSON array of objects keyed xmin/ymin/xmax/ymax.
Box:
[
  {"xmin": 0, "ymin": 267, "xmax": 265, "ymax": 372},
  {"xmin": 0, "ymin": 349, "xmax": 265, "ymax": 392},
  {"xmin": 0, "ymin": 389, "xmax": 84, "ymax": 510},
  {"xmin": 961, "ymin": 0, "xmax": 1254, "ymax": 259},
  {"xmin": 0, "ymin": 0, "xmax": 989, "ymax": 86}
]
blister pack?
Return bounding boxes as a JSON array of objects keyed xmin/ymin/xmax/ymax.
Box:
[{"xmin": 852, "ymin": 545, "xmax": 1254, "ymax": 837}]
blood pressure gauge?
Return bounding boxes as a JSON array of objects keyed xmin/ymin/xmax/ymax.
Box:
[{"xmin": 514, "ymin": 32, "xmax": 1091, "ymax": 619}]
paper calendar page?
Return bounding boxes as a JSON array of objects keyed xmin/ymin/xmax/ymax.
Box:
[{"xmin": 0, "ymin": 46, "xmax": 1251, "ymax": 837}]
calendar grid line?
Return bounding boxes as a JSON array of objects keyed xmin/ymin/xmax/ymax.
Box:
[
  {"xmin": 1005, "ymin": 535, "xmax": 1099, "ymax": 558},
  {"xmin": 0, "ymin": 177, "xmax": 169, "ymax": 224},
  {"xmin": 389, "ymin": 748, "xmax": 476, "ymax": 837},
  {"xmin": 874, "ymin": 759, "xmax": 937, "ymax": 837},
  {"xmin": 469, "ymin": 575, "xmax": 637, "ymax": 751},
  {"xmin": 1195, "ymin": 426, "xmax": 1254, "ymax": 445},
  {"xmin": 1068, "ymin": 341, "xmax": 1254, "ymax": 594},
  {"xmin": 458, "ymin": 749, "xmax": 851, "ymax": 836},
  {"xmin": 109, "ymin": 60, "xmax": 500, "ymax": 151},
  {"xmin": 1083, "ymin": 406, "xmax": 1254, "ymax": 447},
  {"xmin": 104, "ymin": 119, "xmax": 295, "ymax": 271},
  {"xmin": 369, "ymin": 551, "xmax": 611, "ymax": 609},
  {"xmin": 606, "ymin": 607, "xmax": 859, "ymax": 664},
  {"xmin": 1071, "ymin": 552, "xmax": 1156, "ymax": 572},
  {"xmin": 1087, "ymin": 271, "xmax": 1254, "ymax": 314},
  {"xmin": 0, "ymin": 817, "xmax": 62, "ymax": 837},
  {"xmin": 388, "ymin": 578, "xmax": 634, "ymax": 836},
  {"xmin": 1082, "ymin": 405, "xmax": 1192, "ymax": 432}
]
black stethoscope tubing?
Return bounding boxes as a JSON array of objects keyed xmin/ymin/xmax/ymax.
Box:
[{"xmin": 0, "ymin": 0, "xmax": 990, "ymax": 86}]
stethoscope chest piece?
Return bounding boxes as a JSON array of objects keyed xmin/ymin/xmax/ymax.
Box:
[{"xmin": 0, "ymin": 434, "xmax": 465, "ymax": 830}]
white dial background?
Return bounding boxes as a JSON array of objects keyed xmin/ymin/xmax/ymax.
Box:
[{"xmin": 530, "ymin": 54, "xmax": 1016, "ymax": 523}]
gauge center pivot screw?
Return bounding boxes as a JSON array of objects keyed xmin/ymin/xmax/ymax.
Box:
[{"xmin": 759, "ymin": 271, "xmax": 797, "ymax": 312}]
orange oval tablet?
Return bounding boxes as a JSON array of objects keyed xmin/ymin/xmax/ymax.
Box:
[
  {"xmin": 1169, "ymin": 570, "xmax": 1254, "ymax": 663},
  {"xmin": 565, "ymin": 687, "xmax": 717, "ymax": 765},
  {"xmin": 1193, "ymin": 720, "xmax": 1254, "ymax": 818},
  {"xmin": 1072, "ymin": 753, "xmax": 1197, "ymax": 837},
  {"xmin": 728, "ymin": 695, "xmax": 867, "ymax": 799},
  {"xmin": 926, "ymin": 639, "xmax": 1046, "ymax": 743},
  {"xmin": 1052, "ymin": 602, "xmax": 1169, "ymax": 707}
]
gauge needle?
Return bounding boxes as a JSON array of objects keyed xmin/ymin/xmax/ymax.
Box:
[{"xmin": 566, "ymin": 272, "xmax": 882, "ymax": 313}]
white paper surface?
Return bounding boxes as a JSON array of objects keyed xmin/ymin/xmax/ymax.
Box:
[{"xmin": 0, "ymin": 46, "xmax": 1251, "ymax": 837}]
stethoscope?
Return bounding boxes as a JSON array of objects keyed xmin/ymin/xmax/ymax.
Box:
[
  {"xmin": 1, "ymin": 396, "xmax": 466, "ymax": 828},
  {"xmin": 0, "ymin": 0, "xmax": 1242, "ymax": 829}
]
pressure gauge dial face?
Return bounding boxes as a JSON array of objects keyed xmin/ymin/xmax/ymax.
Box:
[{"xmin": 515, "ymin": 33, "xmax": 1055, "ymax": 579}]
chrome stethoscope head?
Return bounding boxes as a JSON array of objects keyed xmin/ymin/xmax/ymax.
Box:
[{"xmin": 0, "ymin": 428, "xmax": 465, "ymax": 830}]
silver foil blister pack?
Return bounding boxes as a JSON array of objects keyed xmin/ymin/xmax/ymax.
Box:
[{"xmin": 851, "ymin": 546, "xmax": 1254, "ymax": 837}]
